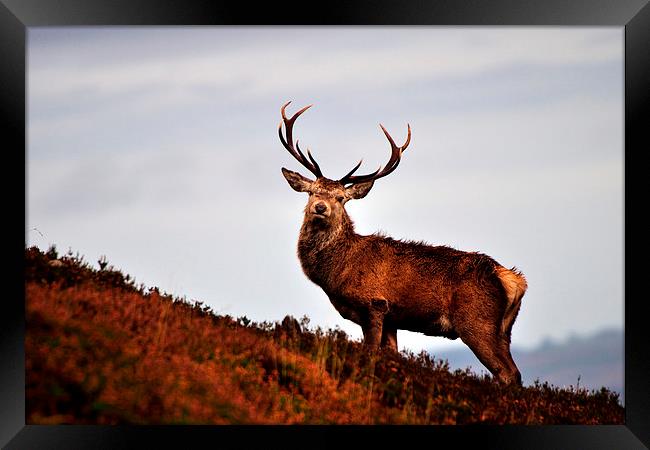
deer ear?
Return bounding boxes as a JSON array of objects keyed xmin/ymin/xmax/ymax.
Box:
[
  {"xmin": 346, "ymin": 180, "xmax": 374, "ymax": 199},
  {"xmin": 282, "ymin": 168, "xmax": 313, "ymax": 193}
]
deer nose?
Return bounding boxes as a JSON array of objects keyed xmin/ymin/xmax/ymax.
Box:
[{"xmin": 314, "ymin": 202, "xmax": 327, "ymax": 214}]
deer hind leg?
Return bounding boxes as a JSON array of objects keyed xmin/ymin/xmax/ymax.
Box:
[
  {"xmin": 494, "ymin": 267, "xmax": 526, "ymax": 385},
  {"xmin": 458, "ymin": 327, "xmax": 520, "ymax": 385},
  {"xmin": 381, "ymin": 325, "xmax": 398, "ymax": 352},
  {"xmin": 498, "ymin": 338, "xmax": 522, "ymax": 386}
]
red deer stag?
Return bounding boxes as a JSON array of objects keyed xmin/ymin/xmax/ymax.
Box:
[{"xmin": 278, "ymin": 101, "xmax": 527, "ymax": 385}]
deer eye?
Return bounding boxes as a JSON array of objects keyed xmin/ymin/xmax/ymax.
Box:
[{"xmin": 335, "ymin": 195, "xmax": 344, "ymax": 202}]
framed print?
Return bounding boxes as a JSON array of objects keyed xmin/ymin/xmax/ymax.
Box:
[{"xmin": 2, "ymin": 0, "xmax": 649, "ymax": 448}]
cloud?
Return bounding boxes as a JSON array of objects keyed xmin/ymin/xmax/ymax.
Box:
[{"xmin": 29, "ymin": 28, "xmax": 621, "ymax": 101}]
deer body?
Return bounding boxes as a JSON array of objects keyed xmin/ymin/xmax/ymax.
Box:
[{"xmin": 278, "ymin": 102, "xmax": 527, "ymax": 385}]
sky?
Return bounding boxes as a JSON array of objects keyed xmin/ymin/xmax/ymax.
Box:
[{"xmin": 27, "ymin": 27, "xmax": 623, "ymax": 353}]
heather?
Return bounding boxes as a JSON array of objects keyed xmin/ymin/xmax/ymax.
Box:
[{"xmin": 25, "ymin": 246, "xmax": 623, "ymax": 424}]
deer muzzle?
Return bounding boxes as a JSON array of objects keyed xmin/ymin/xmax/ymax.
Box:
[{"xmin": 310, "ymin": 201, "xmax": 330, "ymax": 218}]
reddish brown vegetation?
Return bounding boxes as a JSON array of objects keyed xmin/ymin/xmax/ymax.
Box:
[{"xmin": 25, "ymin": 247, "xmax": 623, "ymax": 424}]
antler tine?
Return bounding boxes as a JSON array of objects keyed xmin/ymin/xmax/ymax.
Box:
[
  {"xmin": 278, "ymin": 102, "xmax": 322, "ymax": 178},
  {"xmin": 340, "ymin": 159, "xmax": 364, "ymax": 181},
  {"xmin": 306, "ymin": 148, "xmax": 323, "ymax": 176},
  {"xmin": 339, "ymin": 123, "xmax": 411, "ymax": 186}
]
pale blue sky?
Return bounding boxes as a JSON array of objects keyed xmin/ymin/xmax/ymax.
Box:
[{"xmin": 27, "ymin": 27, "xmax": 623, "ymax": 352}]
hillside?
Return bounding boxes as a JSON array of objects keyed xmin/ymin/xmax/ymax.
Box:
[{"xmin": 25, "ymin": 246, "xmax": 624, "ymax": 425}]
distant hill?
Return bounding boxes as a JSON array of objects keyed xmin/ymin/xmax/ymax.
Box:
[
  {"xmin": 431, "ymin": 329, "xmax": 624, "ymax": 403},
  {"xmin": 25, "ymin": 246, "xmax": 623, "ymax": 424}
]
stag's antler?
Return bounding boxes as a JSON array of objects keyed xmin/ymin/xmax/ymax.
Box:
[
  {"xmin": 338, "ymin": 123, "xmax": 411, "ymax": 186},
  {"xmin": 278, "ymin": 101, "xmax": 323, "ymax": 178}
]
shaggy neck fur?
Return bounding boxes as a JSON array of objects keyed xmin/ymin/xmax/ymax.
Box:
[{"xmin": 297, "ymin": 209, "xmax": 357, "ymax": 286}]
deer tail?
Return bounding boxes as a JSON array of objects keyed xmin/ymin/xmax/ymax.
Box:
[{"xmin": 496, "ymin": 265, "xmax": 527, "ymax": 338}]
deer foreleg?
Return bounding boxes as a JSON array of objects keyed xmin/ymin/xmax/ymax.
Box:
[
  {"xmin": 362, "ymin": 299, "xmax": 389, "ymax": 349},
  {"xmin": 381, "ymin": 326, "xmax": 398, "ymax": 351}
]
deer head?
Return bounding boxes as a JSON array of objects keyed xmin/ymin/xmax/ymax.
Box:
[{"xmin": 279, "ymin": 101, "xmax": 411, "ymax": 227}]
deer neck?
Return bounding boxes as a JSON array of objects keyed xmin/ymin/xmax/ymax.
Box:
[{"xmin": 297, "ymin": 211, "xmax": 357, "ymax": 286}]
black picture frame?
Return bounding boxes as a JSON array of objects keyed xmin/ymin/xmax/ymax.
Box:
[{"xmin": 2, "ymin": 0, "xmax": 648, "ymax": 448}]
